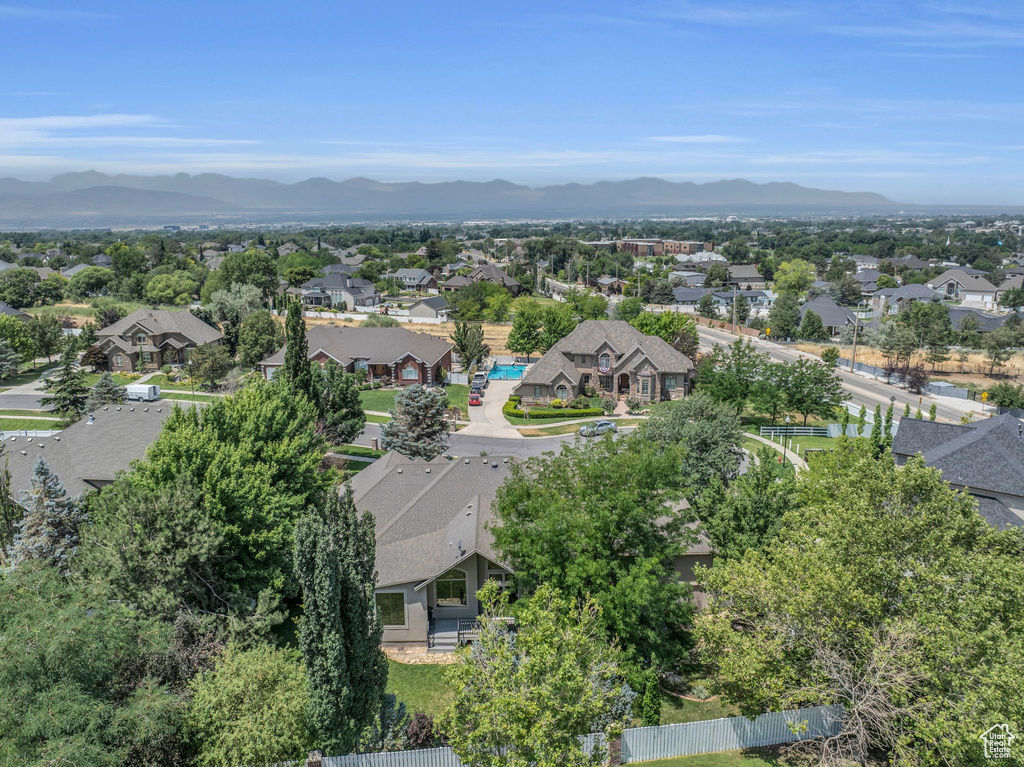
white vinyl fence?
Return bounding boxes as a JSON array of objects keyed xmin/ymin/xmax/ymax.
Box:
[{"xmin": 266, "ymin": 706, "xmax": 843, "ymax": 767}]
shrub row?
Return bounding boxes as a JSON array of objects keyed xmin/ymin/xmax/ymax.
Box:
[{"xmin": 502, "ymin": 401, "xmax": 604, "ymax": 420}]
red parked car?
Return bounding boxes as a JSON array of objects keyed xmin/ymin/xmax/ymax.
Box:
[{"xmin": 469, "ymin": 393, "xmax": 482, "ymax": 406}]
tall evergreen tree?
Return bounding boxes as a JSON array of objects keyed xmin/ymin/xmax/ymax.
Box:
[
  {"xmin": 39, "ymin": 345, "xmax": 89, "ymax": 425},
  {"xmin": 312, "ymin": 361, "xmax": 366, "ymax": 445},
  {"xmin": 294, "ymin": 487, "xmax": 387, "ymax": 756},
  {"xmin": 0, "ymin": 445, "xmax": 18, "ymax": 565},
  {"xmin": 797, "ymin": 309, "xmax": 829, "ymax": 341},
  {"xmin": 282, "ymin": 300, "xmax": 314, "ymax": 403},
  {"xmin": 6, "ymin": 456, "xmax": 86, "ymax": 574},
  {"xmin": 0, "ymin": 341, "xmax": 19, "ymax": 381},
  {"xmin": 83, "ymin": 370, "xmax": 126, "ymax": 412},
  {"xmin": 380, "ymin": 385, "xmax": 448, "ymax": 460},
  {"xmin": 768, "ymin": 292, "xmax": 801, "ymax": 340},
  {"xmin": 871, "ymin": 403, "xmax": 884, "ymax": 456}
]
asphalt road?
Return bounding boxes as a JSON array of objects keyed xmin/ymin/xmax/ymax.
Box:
[{"xmin": 696, "ymin": 324, "xmax": 975, "ymax": 424}]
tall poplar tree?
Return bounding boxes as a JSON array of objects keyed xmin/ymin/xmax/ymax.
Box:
[
  {"xmin": 294, "ymin": 487, "xmax": 387, "ymax": 756},
  {"xmin": 282, "ymin": 300, "xmax": 314, "ymax": 404}
]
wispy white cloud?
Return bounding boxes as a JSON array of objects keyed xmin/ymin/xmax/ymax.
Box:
[
  {"xmin": 0, "ymin": 114, "xmax": 256, "ymax": 151},
  {"xmin": 646, "ymin": 135, "xmax": 751, "ymax": 144}
]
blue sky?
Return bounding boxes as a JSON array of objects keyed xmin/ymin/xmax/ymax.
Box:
[{"xmin": 1, "ymin": 1, "xmax": 1023, "ymax": 204}]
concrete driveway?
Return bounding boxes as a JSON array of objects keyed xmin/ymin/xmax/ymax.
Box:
[{"xmin": 460, "ymin": 379, "xmax": 520, "ymax": 438}]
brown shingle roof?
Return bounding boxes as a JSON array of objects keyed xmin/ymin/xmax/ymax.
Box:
[{"xmin": 260, "ymin": 326, "xmax": 453, "ymax": 368}]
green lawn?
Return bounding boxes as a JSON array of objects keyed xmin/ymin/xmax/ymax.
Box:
[
  {"xmin": 359, "ymin": 388, "xmax": 398, "ymax": 413},
  {"xmin": 365, "ymin": 413, "xmax": 390, "ymax": 424},
  {"xmin": 636, "ymin": 748, "xmax": 795, "ymax": 767},
  {"xmin": 660, "ymin": 694, "xmax": 738, "ymax": 726},
  {"xmin": 332, "ymin": 445, "xmax": 388, "ymax": 458},
  {"xmin": 0, "ymin": 364, "xmax": 55, "ymax": 388},
  {"xmin": 360, "ymin": 384, "xmax": 469, "ymax": 418},
  {"xmin": 0, "ymin": 418, "xmax": 61, "ymax": 431},
  {"xmin": 81, "ymin": 372, "xmax": 138, "ymax": 387},
  {"xmin": 386, "ymin": 661, "xmax": 452, "ymax": 716},
  {"xmin": 0, "ymin": 409, "xmax": 57, "ymax": 417},
  {"xmin": 384, "ymin": 660, "xmax": 737, "ymax": 728},
  {"xmin": 159, "ymin": 392, "xmax": 217, "ymax": 403}
]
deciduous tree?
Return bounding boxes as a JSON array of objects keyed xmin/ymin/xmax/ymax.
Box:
[
  {"xmin": 237, "ymin": 308, "xmax": 285, "ymax": 368},
  {"xmin": 449, "ymin": 321, "xmax": 486, "ymax": 368},
  {"xmin": 493, "ymin": 437, "xmax": 695, "ymax": 663},
  {"xmin": 442, "ymin": 582, "xmax": 635, "ymax": 767},
  {"xmin": 311, "ymin": 361, "xmax": 365, "ymax": 445}
]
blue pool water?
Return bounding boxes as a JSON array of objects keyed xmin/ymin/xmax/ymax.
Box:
[{"xmin": 488, "ymin": 364, "xmax": 527, "ymax": 380}]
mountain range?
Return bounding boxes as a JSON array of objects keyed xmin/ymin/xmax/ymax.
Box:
[{"xmin": 0, "ymin": 172, "xmax": 899, "ymax": 225}]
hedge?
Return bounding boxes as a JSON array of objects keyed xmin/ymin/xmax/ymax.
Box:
[{"xmin": 503, "ymin": 401, "xmax": 604, "ymax": 420}]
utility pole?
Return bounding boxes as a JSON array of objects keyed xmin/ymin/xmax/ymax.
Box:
[
  {"xmin": 732, "ymin": 283, "xmax": 739, "ymax": 336},
  {"xmin": 849, "ymin": 317, "xmax": 860, "ymax": 373}
]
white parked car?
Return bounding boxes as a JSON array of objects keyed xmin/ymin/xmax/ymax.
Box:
[{"xmin": 579, "ymin": 420, "xmax": 618, "ymax": 437}]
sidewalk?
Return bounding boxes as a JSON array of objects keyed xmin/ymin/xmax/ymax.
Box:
[{"xmin": 745, "ymin": 432, "xmax": 808, "ymax": 471}]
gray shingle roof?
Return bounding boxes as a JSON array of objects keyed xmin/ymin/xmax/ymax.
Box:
[
  {"xmin": 799, "ymin": 296, "xmax": 855, "ymax": 328},
  {"xmin": 727, "ymin": 265, "xmax": 762, "ymax": 281},
  {"xmin": 928, "ymin": 269, "xmax": 997, "ymax": 293},
  {"xmin": 410, "ymin": 295, "xmax": 448, "ymax": 311},
  {"xmin": 948, "ymin": 307, "xmax": 1006, "ymax": 332},
  {"xmin": 5, "ymin": 404, "xmax": 181, "ymax": 500},
  {"xmin": 260, "ymin": 325, "xmax": 453, "ymax": 368},
  {"xmin": 517, "ymin": 320, "xmax": 693, "ymax": 388},
  {"xmin": 0, "ymin": 301, "xmax": 31, "ymax": 320},
  {"xmin": 885, "ymin": 284, "xmax": 942, "ymax": 302},
  {"xmin": 97, "ymin": 309, "xmax": 224, "ymax": 346},
  {"xmin": 892, "ymin": 414, "xmax": 1024, "ymax": 526},
  {"xmin": 350, "ymin": 453, "xmax": 514, "ymax": 587}
]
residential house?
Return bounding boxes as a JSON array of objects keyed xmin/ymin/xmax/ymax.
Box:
[
  {"xmin": 4, "ymin": 405, "xmax": 180, "ymax": 503},
  {"xmin": 798, "ymin": 295, "xmax": 855, "ymax": 335},
  {"xmin": 0, "ymin": 301, "xmax": 31, "ymax": 321},
  {"xmin": 669, "ymin": 270, "xmax": 706, "ymax": 287},
  {"xmin": 350, "ymin": 452, "xmax": 715, "ymax": 650},
  {"xmin": 97, "ymin": 309, "xmax": 224, "ymax": 373},
  {"xmin": 927, "ymin": 269, "xmax": 999, "ymax": 308},
  {"xmin": 892, "ymin": 414, "xmax": 1024, "ymax": 529},
  {"xmin": 852, "ymin": 269, "xmax": 884, "ymax": 293},
  {"xmin": 850, "ymin": 255, "xmax": 880, "ymax": 270},
  {"xmin": 59, "ymin": 263, "xmax": 103, "ymax": 279},
  {"xmin": 726, "ymin": 265, "xmax": 767, "ymax": 290},
  {"xmin": 387, "ymin": 268, "xmax": 438, "ymax": 292},
  {"xmin": 258, "ymin": 326, "xmax": 453, "ymax": 385},
  {"xmin": 948, "ymin": 307, "xmax": 1007, "ymax": 333},
  {"xmin": 204, "ymin": 255, "xmax": 225, "ymax": 271},
  {"xmin": 887, "ymin": 254, "xmax": 930, "ymax": 272},
  {"xmin": 93, "ymin": 253, "xmax": 113, "ymax": 268},
  {"xmin": 513, "ymin": 320, "xmax": 694, "ymax": 404},
  {"xmin": 870, "ymin": 284, "xmax": 942, "ymax": 315},
  {"xmin": 996, "ymin": 274, "xmax": 1024, "ymax": 302},
  {"xmin": 321, "ymin": 263, "xmax": 358, "ymax": 277},
  {"xmin": 407, "ymin": 295, "xmax": 450, "ymax": 320},
  {"xmin": 297, "ymin": 273, "xmax": 380, "ymax": 310},
  {"xmin": 442, "ymin": 263, "xmax": 521, "ymax": 295}
]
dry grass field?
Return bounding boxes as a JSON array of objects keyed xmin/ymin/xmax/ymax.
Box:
[
  {"xmin": 300, "ymin": 314, "xmax": 514, "ymax": 354},
  {"xmin": 796, "ymin": 342, "xmax": 1024, "ymax": 389}
]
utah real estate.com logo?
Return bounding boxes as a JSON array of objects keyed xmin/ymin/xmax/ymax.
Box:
[{"xmin": 980, "ymin": 724, "xmax": 1015, "ymax": 759}]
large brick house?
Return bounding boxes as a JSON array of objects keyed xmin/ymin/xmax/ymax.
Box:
[
  {"xmin": 259, "ymin": 326, "xmax": 453, "ymax": 385},
  {"xmin": 96, "ymin": 309, "xmax": 224, "ymax": 373},
  {"xmin": 513, "ymin": 320, "xmax": 693, "ymax": 405}
]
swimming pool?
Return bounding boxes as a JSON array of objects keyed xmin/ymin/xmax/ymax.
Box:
[{"xmin": 488, "ymin": 364, "xmax": 528, "ymax": 380}]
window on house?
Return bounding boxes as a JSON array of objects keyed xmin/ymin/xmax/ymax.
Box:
[
  {"xmin": 599, "ymin": 353, "xmax": 611, "ymax": 370},
  {"xmin": 555, "ymin": 384, "xmax": 568, "ymax": 400},
  {"xmin": 402, "ymin": 366, "xmax": 417, "ymax": 380},
  {"xmin": 375, "ymin": 592, "xmax": 406, "ymax": 627},
  {"xmin": 534, "ymin": 386, "xmax": 542, "ymax": 398},
  {"xmin": 142, "ymin": 352, "xmax": 151, "ymax": 363},
  {"xmin": 436, "ymin": 569, "xmax": 467, "ymax": 606},
  {"xmin": 136, "ymin": 333, "xmax": 146, "ymax": 344},
  {"xmin": 641, "ymin": 377, "xmax": 650, "ymax": 395},
  {"xmin": 582, "ymin": 374, "xmax": 591, "ymax": 386},
  {"xmin": 599, "ymin": 376, "xmax": 610, "ymax": 390},
  {"xmin": 115, "ymin": 355, "xmax": 123, "ymax": 367},
  {"xmin": 580, "ymin": 355, "xmax": 588, "ymax": 365},
  {"xmin": 355, "ymin": 359, "xmax": 368, "ymax": 371}
]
